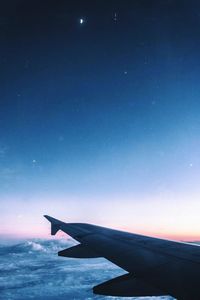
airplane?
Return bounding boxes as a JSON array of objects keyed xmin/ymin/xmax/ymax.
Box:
[{"xmin": 44, "ymin": 215, "xmax": 200, "ymax": 299}]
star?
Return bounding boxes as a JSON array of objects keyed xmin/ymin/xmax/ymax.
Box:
[
  {"xmin": 113, "ymin": 12, "xmax": 118, "ymax": 22},
  {"xmin": 79, "ymin": 18, "xmax": 84, "ymax": 24}
]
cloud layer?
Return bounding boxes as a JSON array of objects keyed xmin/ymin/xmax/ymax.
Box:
[{"xmin": 0, "ymin": 239, "xmax": 174, "ymax": 300}]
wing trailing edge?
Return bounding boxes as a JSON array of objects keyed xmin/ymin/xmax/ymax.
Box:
[
  {"xmin": 93, "ymin": 273, "xmax": 165, "ymax": 297},
  {"xmin": 58, "ymin": 244, "xmax": 100, "ymax": 258}
]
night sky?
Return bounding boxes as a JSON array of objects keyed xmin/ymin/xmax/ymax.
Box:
[{"xmin": 1, "ymin": 0, "xmax": 200, "ymax": 240}]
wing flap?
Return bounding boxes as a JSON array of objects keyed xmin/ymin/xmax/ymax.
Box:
[
  {"xmin": 93, "ymin": 273, "xmax": 165, "ymax": 297},
  {"xmin": 58, "ymin": 244, "xmax": 100, "ymax": 258}
]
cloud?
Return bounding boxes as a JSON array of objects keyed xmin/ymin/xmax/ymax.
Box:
[{"xmin": 0, "ymin": 239, "xmax": 174, "ymax": 300}]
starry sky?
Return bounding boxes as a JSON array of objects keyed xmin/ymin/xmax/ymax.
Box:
[{"xmin": 1, "ymin": 0, "xmax": 200, "ymax": 240}]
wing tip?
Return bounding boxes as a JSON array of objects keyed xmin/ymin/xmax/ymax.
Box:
[
  {"xmin": 44, "ymin": 215, "xmax": 61, "ymax": 235},
  {"xmin": 43, "ymin": 215, "xmax": 51, "ymax": 221},
  {"xmin": 43, "ymin": 215, "xmax": 61, "ymax": 223}
]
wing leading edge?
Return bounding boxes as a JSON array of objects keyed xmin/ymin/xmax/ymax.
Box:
[{"xmin": 44, "ymin": 215, "xmax": 200, "ymax": 299}]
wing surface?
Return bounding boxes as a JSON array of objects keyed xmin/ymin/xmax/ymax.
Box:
[{"xmin": 44, "ymin": 215, "xmax": 200, "ymax": 299}]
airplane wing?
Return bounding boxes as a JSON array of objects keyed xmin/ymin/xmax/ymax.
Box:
[{"xmin": 44, "ymin": 215, "xmax": 200, "ymax": 299}]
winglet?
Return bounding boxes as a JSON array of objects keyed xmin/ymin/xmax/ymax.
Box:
[{"xmin": 44, "ymin": 215, "xmax": 62, "ymax": 235}]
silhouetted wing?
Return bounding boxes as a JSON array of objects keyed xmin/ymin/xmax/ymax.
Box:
[{"xmin": 44, "ymin": 215, "xmax": 200, "ymax": 299}]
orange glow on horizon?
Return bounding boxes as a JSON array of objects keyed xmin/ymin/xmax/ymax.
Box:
[
  {"xmin": 118, "ymin": 226, "xmax": 200, "ymax": 242},
  {"xmin": 1, "ymin": 226, "xmax": 199, "ymax": 243}
]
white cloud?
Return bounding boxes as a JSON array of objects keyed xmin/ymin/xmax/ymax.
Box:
[{"xmin": 0, "ymin": 239, "xmax": 174, "ymax": 300}]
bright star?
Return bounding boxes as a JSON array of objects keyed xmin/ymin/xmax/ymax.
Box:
[
  {"xmin": 114, "ymin": 12, "xmax": 117, "ymax": 21},
  {"xmin": 79, "ymin": 18, "xmax": 84, "ymax": 24}
]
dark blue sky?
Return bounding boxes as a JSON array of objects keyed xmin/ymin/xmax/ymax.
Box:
[{"xmin": 1, "ymin": 0, "xmax": 200, "ymax": 239}]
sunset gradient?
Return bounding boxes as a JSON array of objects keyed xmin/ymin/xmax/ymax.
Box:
[{"xmin": 1, "ymin": 1, "xmax": 200, "ymax": 242}]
